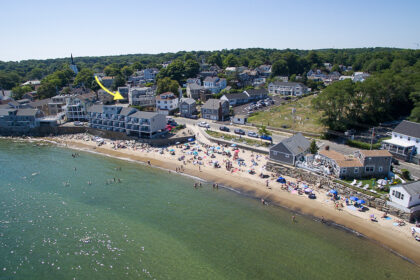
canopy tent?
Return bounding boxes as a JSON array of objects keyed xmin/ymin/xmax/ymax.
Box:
[{"xmin": 277, "ymin": 177, "xmax": 286, "ymax": 183}]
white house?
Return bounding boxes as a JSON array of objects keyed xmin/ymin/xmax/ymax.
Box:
[
  {"xmin": 156, "ymin": 92, "xmax": 179, "ymax": 115},
  {"xmin": 388, "ymin": 181, "xmax": 420, "ymax": 223},
  {"xmin": 203, "ymin": 76, "xmax": 227, "ymax": 93},
  {"xmin": 268, "ymin": 82, "xmax": 307, "ymax": 96},
  {"xmin": 382, "ymin": 120, "xmax": 420, "ymax": 163}
]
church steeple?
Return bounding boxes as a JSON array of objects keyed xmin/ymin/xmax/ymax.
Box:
[{"xmin": 69, "ymin": 53, "xmax": 78, "ymax": 75}]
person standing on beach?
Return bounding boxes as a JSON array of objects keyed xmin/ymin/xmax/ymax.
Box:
[{"xmin": 292, "ymin": 215, "xmax": 296, "ymax": 223}]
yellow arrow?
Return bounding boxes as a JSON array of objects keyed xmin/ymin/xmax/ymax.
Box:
[{"xmin": 94, "ymin": 75, "xmax": 124, "ymax": 100}]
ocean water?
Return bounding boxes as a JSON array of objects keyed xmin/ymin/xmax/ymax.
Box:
[{"xmin": 0, "ymin": 140, "xmax": 419, "ymax": 280}]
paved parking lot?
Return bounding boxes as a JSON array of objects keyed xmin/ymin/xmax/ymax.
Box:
[{"xmin": 233, "ymin": 95, "xmax": 290, "ymax": 116}]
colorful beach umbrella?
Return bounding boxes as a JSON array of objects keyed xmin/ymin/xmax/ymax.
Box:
[
  {"xmin": 330, "ymin": 190, "xmax": 338, "ymax": 195},
  {"xmin": 231, "ymin": 144, "xmax": 237, "ymax": 147},
  {"xmin": 350, "ymin": 196, "xmax": 358, "ymax": 201},
  {"xmin": 188, "ymin": 138, "xmax": 194, "ymax": 142},
  {"xmin": 357, "ymin": 199, "xmax": 366, "ymax": 204}
]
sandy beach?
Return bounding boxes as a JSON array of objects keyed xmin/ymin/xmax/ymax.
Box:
[{"xmin": 15, "ymin": 132, "xmax": 420, "ymax": 265}]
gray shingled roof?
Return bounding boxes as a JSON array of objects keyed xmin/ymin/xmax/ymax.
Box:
[
  {"xmin": 87, "ymin": 104, "xmax": 104, "ymax": 113},
  {"xmin": 130, "ymin": 111, "xmax": 160, "ymax": 119},
  {"xmin": 224, "ymin": 92, "xmax": 249, "ymax": 100},
  {"xmin": 245, "ymin": 88, "xmax": 268, "ymax": 96},
  {"xmin": 400, "ymin": 181, "xmax": 420, "ymax": 197},
  {"xmin": 270, "ymin": 81, "xmax": 305, "ymax": 87},
  {"xmin": 0, "ymin": 109, "xmax": 16, "ymax": 116},
  {"xmin": 204, "ymin": 76, "xmax": 219, "ymax": 83},
  {"xmin": 16, "ymin": 109, "xmax": 38, "ymax": 116},
  {"xmin": 202, "ymin": 99, "xmax": 227, "ymax": 110},
  {"xmin": 187, "ymin": 83, "xmax": 204, "ymax": 90},
  {"xmin": 120, "ymin": 107, "xmax": 137, "ymax": 116},
  {"xmin": 394, "ymin": 120, "xmax": 420, "ymax": 138},
  {"xmin": 272, "ymin": 133, "xmax": 310, "ymax": 155}
]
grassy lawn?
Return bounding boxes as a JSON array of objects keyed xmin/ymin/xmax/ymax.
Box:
[
  {"xmin": 247, "ymin": 95, "xmax": 326, "ymax": 134},
  {"xmin": 342, "ymin": 178, "xmax": 391, "ymax": 195},
  {"xmin": 205, "ymin": 130, "xmax": 271, "ymax": 147}
]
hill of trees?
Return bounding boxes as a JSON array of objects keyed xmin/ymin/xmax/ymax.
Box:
[{"xmin": 1, "ymin": 47, "xmax": 419, "ymax": 126}]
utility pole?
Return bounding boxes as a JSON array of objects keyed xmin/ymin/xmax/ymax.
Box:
[{"xmin": 370, "ymin": 127, "xmax": 375, "ymax": 150}]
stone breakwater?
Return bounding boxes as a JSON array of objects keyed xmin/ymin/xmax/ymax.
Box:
[{"xmin": 266, "ymin": 161, "xmax": 412, "ymax": 221}]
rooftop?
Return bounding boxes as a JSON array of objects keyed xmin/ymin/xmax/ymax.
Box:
[
  {"xmin": 393, "ymin": 120, "xmax": 420, "ymax": 138},
  {"xmin": 359, "ymin": 150, "xmax": 392, "ymax": 157}
]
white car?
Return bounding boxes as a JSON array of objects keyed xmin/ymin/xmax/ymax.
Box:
[{"xmin": 198, "ymin": 121, "xmax": 210, "ymax": 128}]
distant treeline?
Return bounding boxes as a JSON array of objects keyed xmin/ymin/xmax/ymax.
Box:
[{"xmin": 1, "ymin": 47, "xmax": 419, "ymax": 126}]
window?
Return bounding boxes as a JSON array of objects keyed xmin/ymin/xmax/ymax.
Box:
[
  {"xmin": 365, "ymin": 166, "xmax": 375, "ymax": 172},
  {"xmin": 392, "ymin": 190, "xmax": 395, "ymax": 196},
  {"xmin": 354, "ymin": 167, "xmax": 359, "ymax": 174},
  {"xmin": 341, "ymin": 168, "xmax": 347, "ymax": 174},
  {"xmin": 401, "ymin": 194, "xmax": 404, "ymax": 200},
  {"xmin": 408, "ymin": 137, "xmax": 411, "ymax": 141},
  {"xmin": 378, "ymin": 166, "xmax": 383, "ymax": 172},
  {"xmin": 272, "ymin": 151, "xmax": 278, "ymax": 156},
  {"xmin": 285, "ymin": 154, "xmax": 290, "ymax": 158}
]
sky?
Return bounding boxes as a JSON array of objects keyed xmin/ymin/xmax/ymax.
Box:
[{"xmin": 1, "ymin": 0, "xmax": 419, "ymax": 61}]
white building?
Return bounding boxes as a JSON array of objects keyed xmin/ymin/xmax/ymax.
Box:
[
  {"xmin": 129, "ymin": 87, "xmax": 155, "ymax": 107},
  {"xmin": 156, "ymin": 92, "xmax": 179, "ymax": 115},
  {"xmin": 87, "ymin": 105, "xmax": 166, "ymax": 138},
  {"xmin": 382, "ymin": 120, "xmax": 420, "ymax": 163},
  {"xmin": 388, "ymin": 181, "xmax": 420, "ymax": 223},
  {"xmin": 268, "ymin": 82, "xmax": 307, "ymax": 96},
  {"xmin": 203, "ymin": 76, "xmax": 227, "ymax": 94}
]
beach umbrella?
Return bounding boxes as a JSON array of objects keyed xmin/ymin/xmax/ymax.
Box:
[
  {"xmin": 216, "ymin": 146, "xmax": 221, "ymax": 149},
  {"xmin": 175, "ymin": 142, "xmax": 180, "ymax": 145},
  {"xmin": 193, "ymin": 151, "xmax": 198, "ymax": 156},
  {"xmin": 188, "ymin": 138, "xmax": 194, "ymax": 142},
  {"xmin": 169, "ymin": 149, "xmax": 175, "ymax": 152},
  {"xmin": 357, "ymin": 199, "xmax": 366, "ymax": 204},
  {"xmin": 330, "ymin": 190, "xmax": 338, "ymax": 195},
  {"xmin": 231, "ymin": 143, "xmax": 237, "ymax": 147},
  {"xmin": 350, "ymin": 196, "xmax": 358, "ymax": 201}
]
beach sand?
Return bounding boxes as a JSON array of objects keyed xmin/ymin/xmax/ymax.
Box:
[{"xmin": 28, "ymin": 133, "xmax": 420, "ymax": 265}]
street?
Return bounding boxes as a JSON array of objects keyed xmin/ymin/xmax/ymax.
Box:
[{"xmin": 175, "ymin": 116, "xmax": 420, "ymax": 179}]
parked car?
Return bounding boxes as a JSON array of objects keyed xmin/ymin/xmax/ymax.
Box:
[
  {"xmin": 234, "ymin": 128, "xmax": 245, "ymax": 135},
  {"xmin": 247, "ymin": 131, "xmax": 259, "ymax": 138},
  {"xmin": 260, "ymin": 135, "xmax": 272, "ymax": 141},
  {"xmin": 219, "ymin": 126, "xmax": 230, "ymax": 132},
  {"xmin": 198, "ymin": 121, "xmax": 210, "ymax": 128}
]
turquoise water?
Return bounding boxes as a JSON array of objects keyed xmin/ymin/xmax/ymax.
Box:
[{"xmin": 0, "ymin": 140, "xmax": 419, "ymax": 280}]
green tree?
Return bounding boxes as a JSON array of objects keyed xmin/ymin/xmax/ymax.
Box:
[
  {"xmin": 37, "ymin": 81, "xmax": 57, "ymax": 99},
  {"xmin": 271, "ymin": 60, "xmax": 289, "ymax": 76},
  {"xmin": 310, "ymin": 139, "xmax": 318, "ymax": 154},
  {"xmin": 11, "ymin": 85, "xmax": 33, "ymax": 99},
  {"xmin": 74, "ymin": 68, "xmax": 94, "ymax": 88},
  {"xmin": 223, "ymin": 54, "xmax": 239, "ymax": 68},
  {"xmin": 26, "ymin": 68, "xmax": 44, "ymax": 80},
  {"xmin": 112, "ymin": 75, "xmax": 126, "ymax": 90},
  {"xmin": 258, "ymin": 125, "xmax": 271, "ymax": 136},
  {"xmin": 184, "ymin": 59, "xmax": 200, "ymax": 78},
  {"xmin": 207, "ymin": 53, "xmax": 222, "ymax": 67},
  {"xmin": 104, "ymin": 65, "xmax": 120, "ymax": 76},
  {"xmin": 0, "ymin": 71, "xmax": 21, "ymax": 90},
  {"xmin": 157, "ymin": 77, "xmax": 179, "ymax": 95},
  {"xmin": 121, "ymin": 65, "xmax": 133, "ymax": 78}
]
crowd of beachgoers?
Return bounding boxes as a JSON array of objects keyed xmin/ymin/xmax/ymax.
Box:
[{"xmin": 2, "ymin": 132, "xmax": 420, "ymax": 262}]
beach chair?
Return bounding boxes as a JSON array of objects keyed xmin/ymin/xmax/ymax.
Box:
[
  {"xmin": 363, "ymin": 184, "xmax": 369, "ymax": 190},
  {"xmin": 356, "ymin": 182, "xmax": 362, "ymax": 188},
  {"xmin": 350, "ymin": 179, "xmax": 357, "ymax": 186}
]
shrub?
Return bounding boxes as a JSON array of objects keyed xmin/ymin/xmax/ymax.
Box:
[
  {"xmin": 346, "ymin": 139, "xmax": 381, "ymax": 150},
  {"xmin": 401, "ymin": 169, "xmax": 411, "ymax": 180}
]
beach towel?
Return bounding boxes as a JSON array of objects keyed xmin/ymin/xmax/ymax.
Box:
[{"xmin": 384, "ymin": 217, "xmax": 392, "ymax": 220}]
